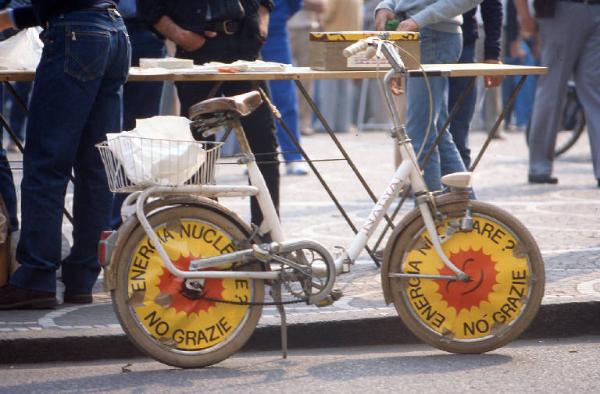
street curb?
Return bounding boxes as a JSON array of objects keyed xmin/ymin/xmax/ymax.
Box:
[{"xmin": 1, "ymin": 302, "xmax": 599, "ymax": 364}]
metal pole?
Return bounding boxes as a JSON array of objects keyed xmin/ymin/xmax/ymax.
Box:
[
  {"xmin": 262, "ymin": 85, "xmax": 380, "ymax": 266},
  {"xmin": 470, "ymin": 75, "xmax": 527, "ymax": 171}
]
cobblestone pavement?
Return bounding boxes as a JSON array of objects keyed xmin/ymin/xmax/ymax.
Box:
[{"xmin": 1, "ymin": 128, "xmax": 599, "ymax": 336}]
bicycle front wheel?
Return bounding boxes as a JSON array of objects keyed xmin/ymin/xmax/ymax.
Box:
[
  {"xmin": 112, "ymin": 206, "xmax": 264, "ymax": 368},
  {"xmin": 386, "ymin": 200, "xmax": 544, "ymax": 354}
]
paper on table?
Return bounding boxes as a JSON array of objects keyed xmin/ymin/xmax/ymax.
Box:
[
  {"xmin": 106, "ymin": 116, "xmax": 206, "ymax": 186},
  {"xmin": 139, "ymin": 57, "xmax": 194, "ymax": 69},
  {"xmin": 206, "ymin": 60, "xmax": 289, "ymax": 72},
  {"xmin": 130, "ymin": 64, "xmax": 218, "ymax": 75}
]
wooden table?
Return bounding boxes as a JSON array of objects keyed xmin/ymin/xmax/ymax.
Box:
[{"xmin": 0, "ymin": 63, "xmax": 546, "ymax": 82}]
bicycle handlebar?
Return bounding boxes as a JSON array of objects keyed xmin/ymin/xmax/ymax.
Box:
[
  {"xmin": 342, "ymin": 38, "xmax": 406, "ymax": 73},
  {"xmin": 342, "ymin": 40, "xmax": 369, "ymax": 58}
]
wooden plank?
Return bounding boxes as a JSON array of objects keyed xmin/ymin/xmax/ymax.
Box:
[
  {"xmin": 0, "ymin": 64, "xmax": 547, "ymax": 83},
  {"xmin": 0, "ymin": 70, "xmax": 35, "ymax": 82},
  {"xmin": 416, "ymin": 63, "xmax": 548, "ymax": 77}
]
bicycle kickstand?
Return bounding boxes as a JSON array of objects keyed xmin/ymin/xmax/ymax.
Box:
[{"xmin": 271, "ymin": 282, "xmax": 288, "ymax": 359}]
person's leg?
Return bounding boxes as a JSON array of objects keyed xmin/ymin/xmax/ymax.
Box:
[
  {"xmin": 289, "ymin": 26, "xmax": 314, "ymax": 135},
  {"xmin": 573, "ymin": 6, "xmax": 600, "ymax": 182},
  {"xmin": 64, "ymin": 20, "xmax": 130, "ymax": 295},
  {"xmin": 528, "ymin": 2, "xmax": 586, "ymax": 180},
  {"xmin": 339, "ymin": 79, "xmax": 355, "ymax": 133},
  {"xmin": 261, "ymin": 28, "xmax": 303, "ymax": 165},
  {"xmin": 406, "ymin": 28, "xmax": 464, "ymax": 191},
  {"xmin": 11, "ymin": 19, "xmax": 116, "ymax": 294},
  {"xmin": 314, "ymin": 79, "xmax": 337, "ymax": 132},
  {"xmin": 448, "ymin": 43, "xmax": 476, "ymax": 169},
  {"xmin": 514, "ymin": 41, "xmax": 537, "ymax": 129},
  {"xmin": 175, "ymin": 35, "xmax": 280, "ymax": 228},
  {"xmin": 501, "ymin": 60, "xmax": 516, "ymax": 129},
  {"xmin": 222, "ymin": 80, "xmax": 280, "ymax": 227}
]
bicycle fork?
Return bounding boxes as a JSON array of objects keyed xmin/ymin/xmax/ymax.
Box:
[{"xmin": 333, "ymin": 130, "xmax": 470, "ymax": 282}]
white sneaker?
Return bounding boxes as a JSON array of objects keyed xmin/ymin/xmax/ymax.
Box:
[{"xmin": 285, "ymin": 162, "xmax": 309, "ymax": 176}]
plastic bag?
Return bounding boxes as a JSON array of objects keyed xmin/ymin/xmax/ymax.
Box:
[
  {"xmin": 106, "ymin": 116, "xmax": 207, "ymax": 186},
  {"xmin": 0, "ymin": 28, "xmax": 43, "ymax": 70}
]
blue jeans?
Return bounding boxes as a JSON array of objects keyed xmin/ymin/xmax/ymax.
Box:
[
  {"xmin": 503, "ymin": 40, "xmax": 538, "ymax": 128},
  {"xmin": 111, "ymin": 22, "xmax": 165, "ymax": 229},
  {"xmin": 406, "ymin": 28, "xmax": 466, "ymax": 191},
  {"xmin": 11, "ymin": 9, "xmax": 130, "ymax": 294},
  {"xmin": 447, "ymin": 43, "xmax": 476, "ymax": 169},
  {"xmin": 261, "ymin": 24, "xmax": 302, "ymax": 163}
]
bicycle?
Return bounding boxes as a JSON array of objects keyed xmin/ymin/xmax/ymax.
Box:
[{"xmin": 97, "ymin": 38, "xmax": 545, "ymax": 368}]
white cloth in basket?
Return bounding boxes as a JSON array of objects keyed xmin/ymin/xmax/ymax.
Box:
[{"xmin": 106, "ymin": 116, "xmax": 206, "ymax": 186}]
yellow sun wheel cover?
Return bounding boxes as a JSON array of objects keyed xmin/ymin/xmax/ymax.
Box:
[
  {"xmin": 401, "ymin": 215, "xmax": 531, "ymax": 340},
  {"xmin": 126, "ymin": 219, "xmax": 253, "ymax": 351}
]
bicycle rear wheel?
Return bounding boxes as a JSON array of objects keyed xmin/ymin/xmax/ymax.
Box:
[
  {"xmin": 112, "ymin": 205, "xmax": 264, "ymax": 368},
  {"xmin": 554, "ymin": 92, "xmax": 586, "ymax": 157},
  {"xmin": 386, "ymin": 200, "xmax": 544, "ymax": 354}
]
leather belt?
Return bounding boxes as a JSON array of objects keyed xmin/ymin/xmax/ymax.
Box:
[{"xmin": 204, "ymin": 20, "xmax": 240, "ymax": 35}]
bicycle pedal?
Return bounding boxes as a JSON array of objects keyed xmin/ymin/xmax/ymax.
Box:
[{"xmin": 316, "ymin": 288, "xmax": 343, "ymax": 308}]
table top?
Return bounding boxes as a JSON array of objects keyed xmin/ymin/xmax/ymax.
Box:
[{"xmin": 0, "ymin": 64, "xmax": 547, "ymax": 82}]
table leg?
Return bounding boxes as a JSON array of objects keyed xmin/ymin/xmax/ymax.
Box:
[
  {"xmin": 470, "ymin": 76, "xmax": 527, "ymax": 171},
  {"xmin": 1, "ymin": 82, "xmax": 25, "ymax": 153}
]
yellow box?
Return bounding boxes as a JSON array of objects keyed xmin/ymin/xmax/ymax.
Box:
[{"xmin": 309, "ymin": 31, "xmax": 420, "ymax": 71}]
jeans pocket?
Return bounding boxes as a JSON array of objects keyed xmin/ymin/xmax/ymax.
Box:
[{"xmin": 65, "ymin": 27, "xmax": 111, "ymax": 82}]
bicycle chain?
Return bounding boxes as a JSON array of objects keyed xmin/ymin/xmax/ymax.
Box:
[
  {"xmin": 194, "ymin": 294, "xmax": 307, "ymax": 307},
  {"xmin": 185, "ymin": 260, "xmax": 311, "ymax": 307}
]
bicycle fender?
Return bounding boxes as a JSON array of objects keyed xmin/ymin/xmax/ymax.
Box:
[
  {"xmin": 380, "ymin": 192, "xmax": 470, "ymax": 304},
  {"xmin": 104, "ymin": 195, "xmax": 254, "ymax": 291}
]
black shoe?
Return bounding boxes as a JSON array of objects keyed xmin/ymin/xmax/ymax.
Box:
[
  {"xmin": 597, "ymin": 179, "xmax": 600, "ymax": 188},
  {"xmin": 63, "ymin": 292, "xmax": 93, "ymax": 304},
  {"xmin": 0, "ymin": 285, "xmax": 57, "ymax": 310},
  {"xmin": 528, "ymin": 174, "xmax": 558, "ymax": 184}
]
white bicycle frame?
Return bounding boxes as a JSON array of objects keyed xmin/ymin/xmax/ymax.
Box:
[{"xmin": 122, "ymin": 39, "xmax": 469, "ymax": 305}]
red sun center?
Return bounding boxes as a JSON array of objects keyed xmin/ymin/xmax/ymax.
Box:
[
  {"xmin": 435, "ymin": 248, "xmax": 499, "ymax": 312},
  {"xmin": 157, "ymin": 254, "xmax": 225, "ymax": 315}
]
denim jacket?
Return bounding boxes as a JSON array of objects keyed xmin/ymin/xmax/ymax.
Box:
[{"xmin": 375, "ymin": 0, "xmax": 482, "ymax": 33}]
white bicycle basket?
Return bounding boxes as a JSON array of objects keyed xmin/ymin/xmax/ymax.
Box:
[{"xmin": 96, "ymin": 136, "xmax": 222, "ymax": 192}]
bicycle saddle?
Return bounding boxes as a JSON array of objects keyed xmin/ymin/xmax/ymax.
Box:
[{"xmin": 188, "ymin": 91, "xmax": 263, "ymax": 119}]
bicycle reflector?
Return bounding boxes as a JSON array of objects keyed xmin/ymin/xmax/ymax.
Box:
[{"xmin": 98, "ymin": 230, "xmax": 117, "ymax": 267}]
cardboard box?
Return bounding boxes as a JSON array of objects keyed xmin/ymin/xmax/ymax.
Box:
[{"xmin": 309, "ymin": 31, "xmax": 420, "ymax": 71}]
